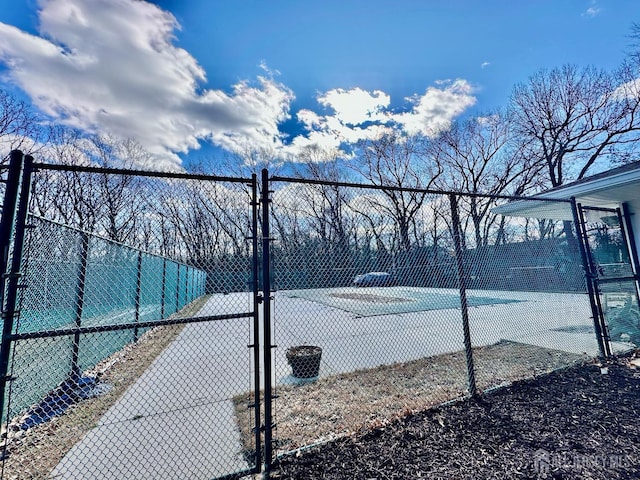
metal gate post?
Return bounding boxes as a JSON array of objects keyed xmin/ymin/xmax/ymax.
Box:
[
  {"xmin": 261, "ymin": 168, "xmax": 274, "ymax": 475},
  {"xmin": 0, "ymin": 151, "xmax": 33, "ymax": 430},
  {"xmin": 570, "ymin": 198, "xmax": 608, "ymax": 357},
  {"xmin": 249, "ymin": 173, "xmax": 262, "ymax": 471},
  {"xmin": 448, "ymin": 194, "xmax": 477, "ymax": 397}
]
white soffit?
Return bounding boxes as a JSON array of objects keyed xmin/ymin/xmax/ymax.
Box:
[{"xmin": 494, "ymin": 165, "xmax": 640, "ymax": 220}]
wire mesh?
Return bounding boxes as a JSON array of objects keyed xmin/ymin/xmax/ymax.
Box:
[
  {"xmin": 1, "ymin": 167, "xmax": 259, "ymax": 480},
  {"xmin": 461, "ymin": 214, "xmax": 595, "ymax": 393},
  {"xmin": 580, "ymin": 207, "xmax": 640, "ymax": 349},
  {"xmin": 266, "ymin": 180, "xmax": 600, "ymax": 460},
  {"xmin": 3, "ymin": 161, "xmax": 638, "ymax": 479}
]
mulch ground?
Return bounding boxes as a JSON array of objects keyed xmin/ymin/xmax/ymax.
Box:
[{"xmin": 273, "ymin": 356, "xmax": 640, "ymax": 479}]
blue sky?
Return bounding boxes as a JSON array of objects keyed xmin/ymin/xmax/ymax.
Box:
[{"xmin": 0, "ymin": 0, "xmax": 638, "ymax": 169}]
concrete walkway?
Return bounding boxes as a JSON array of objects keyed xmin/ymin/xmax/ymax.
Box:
[
  {"xmin": 51, "ymin": 294, "xmax": 256, "ymax": 480},
  {"xmin": 51, "ymin": 287, "xmax": 614, "ymax": 479}
]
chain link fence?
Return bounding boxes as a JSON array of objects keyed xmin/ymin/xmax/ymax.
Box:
[
  {"xmin": 9, "ymin": 214, "xmax": 207, "ymax": 423},
  {"xmin": 1, "ymin": 153, "xmax": 636, "ymax": 479},
  {"xmin": 0, "ymin": 154, "xmax": 260, "ymax": 480},
  {"xmin": 262, "ymin": 178, "xmax": 611, "ymax": 463}
]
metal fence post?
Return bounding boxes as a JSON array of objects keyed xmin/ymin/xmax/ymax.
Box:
[
  {"xmin": 70, "ymin": 232, "xmax": 90, "ymax": 380},
  {"xmin": 261, "ymin": 168, "xmax": 274, "ymax": 474},
  {"xmin": 133, "ymin": 251, "xmax": 142, "ymax": 342},
  {"xmin": 0, "ymin": 152, "xmax": 33, "ymax": 430},
  {"xmin": 0, "ymin": 152, "xmax": 24, "ymax": 311},
  {"xmin": 175, "ymin": 264, "xmax": 181, "ymax": 312},
  {"xmin": 160, "ymin": 258, "xmax": 167, "ymax": 318},
  {"xmin": 184, "ymin": 266, "xmax": 189, "ymax": 304},
  {"xmin": 186, "ymin": 268, "xmax": 191, "ymax": 302},
  {"xmin": 449, "ymin": 194, "xmax": 478, "ymax": 397}
]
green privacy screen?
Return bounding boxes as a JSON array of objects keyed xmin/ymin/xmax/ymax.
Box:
[{"xmin": 8, "ymin": 215, "xmax": 207, "ymax": 421}]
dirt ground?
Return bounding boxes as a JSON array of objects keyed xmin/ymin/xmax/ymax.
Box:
[
  {"xmin": 273, "ymin": 355, "xmax": 640, "ymax": 479},
  {"xmin": 235, "ymin": 341, "xmax": 587, "ymax": 455}
]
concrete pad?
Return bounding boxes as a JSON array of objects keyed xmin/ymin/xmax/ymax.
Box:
[
  {"xmin": 51, "ymin": 401, "xmax": 247, "ymax": 480},
  {"xmin": 52, "ymin": 287, "xmax": 607, "ymax": 479},
  {"xmin": 271, "ymin": 288, "xmax": 599, "ymax": 383}
]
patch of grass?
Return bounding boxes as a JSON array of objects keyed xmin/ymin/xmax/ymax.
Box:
[
  {"xmin": 1, "ymin": 295, "xmax": 211, "ymax": 480},
  {"xmin": 234, "ymin": 341, "xmax": 588, "ymax": 457}
]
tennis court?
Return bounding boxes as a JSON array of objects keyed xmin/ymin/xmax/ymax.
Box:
[
  {"xmin": 51, "ymin": 285, "xmax": 610, "ymax": 479},
  {"xmin": 273, "ymin": 286, "xmax": 611, "ymax": 384}
]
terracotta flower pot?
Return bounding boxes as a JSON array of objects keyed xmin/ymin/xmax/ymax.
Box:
[{"xmin": 286, "ymin": 345, "xmax": 322, "ymax": 378}]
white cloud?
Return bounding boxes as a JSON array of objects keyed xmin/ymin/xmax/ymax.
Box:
[
  {"xmin": 0, "ymin": 0, "xmax": 477, "ymax": 167},
  {"xmin": 481, "ymin": 61, "xmax": 490, "ymax": 69},
  {"xmin": 391, "ymin": 80, "xmax": 477, "ymax": 136},
  {"xmin": 317, "ymin": 88, "xmax": 390, "ymax": 125},
  {"xmin": 583, "ymin": 6, "xmax": 601, "ymax": 17},
  {"xmin": 0, "ymin": 0, "xmax": 293, "ymax": 169},
  {"xmin": 611, "ymin": 78, "xmax": 640, "ymax": 101},
  {"xmin": 286, "ymin": 81, "xmax": 476, "ymax": 159},
  {"xmin": 281, "ymin": 88, "xmax": 395, "ymax": 157}
]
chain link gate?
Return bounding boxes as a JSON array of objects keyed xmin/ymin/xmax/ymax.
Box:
[
  {"xmin": 575, "ymin": 203, "xmax": 640, "ymax": 356},
  {"xmin": 0, "ymin": 151, "xmax": 262, "ymax": 480}
]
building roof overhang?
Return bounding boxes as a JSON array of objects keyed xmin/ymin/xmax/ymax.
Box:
[{"xmin": 494, "ymin": 162, "xmax": 640, "ymax": 220}]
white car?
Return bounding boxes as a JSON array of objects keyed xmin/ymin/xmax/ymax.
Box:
[{"xmin": 353, "ymin": 271, "xmax": 397, "ymax": 287}]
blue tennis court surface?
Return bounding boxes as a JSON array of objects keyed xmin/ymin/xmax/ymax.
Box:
[{"xmin": 284, "ymin": 287, "xmax": 521, "ymax": 316}]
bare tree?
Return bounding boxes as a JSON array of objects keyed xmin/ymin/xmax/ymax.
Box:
[
  {"xmin": 30, "ymin": 132, "xmax": 158, "ymax": 249},
  {"xmin": 292, "ymin": 147, "xmax": 355, "ymax": 259},
  {"xmin": 0, "ymin": 88, "xmax": 43, "ymax": 155},
  {"xmin": 85, "ymin": 136, "xmax": 153, "ymax": 244},
  {"xmin": 30, "ymin": 128, "xmax": 103, "ymax": 232},
  {"xmin": 510, "ymin": 64, "xmax": 640, "ymax": 188},
  {"xmin": 352, "ymin": 133, "xmax": 441, "ymax": 252},
  {"xmin": 163, "ymin": 183, "xmax": 223, "ymax": 265},
  {"xmin": 430, "ymin": 113, "xmax": 543, "ymax": 247},
  {"xmin": 629, "ymin": 22, "xmax": 640, "ymax": 66},
  {"xmin": 215, "ymin": 146, "xmax": 284, "ymax": 179},
  {"xmin": 509, "ymin": 62, "xmax": 640, "ymax": 255}
]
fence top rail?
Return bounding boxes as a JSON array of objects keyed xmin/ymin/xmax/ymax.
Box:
[
  {"xmin": 578, "ymin": 205, "xmax": 620, "ymax": 214},
  {"xmin": 269, "ymin": 173, "xmax": 574, "ymax": 204},
  {"xmin": 26, "ymin": 212, "xmax": 207, "ymax": 272},
  {"xmin": 32, "ymin": 161, "xmax": 255, "ymax": 184}
]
